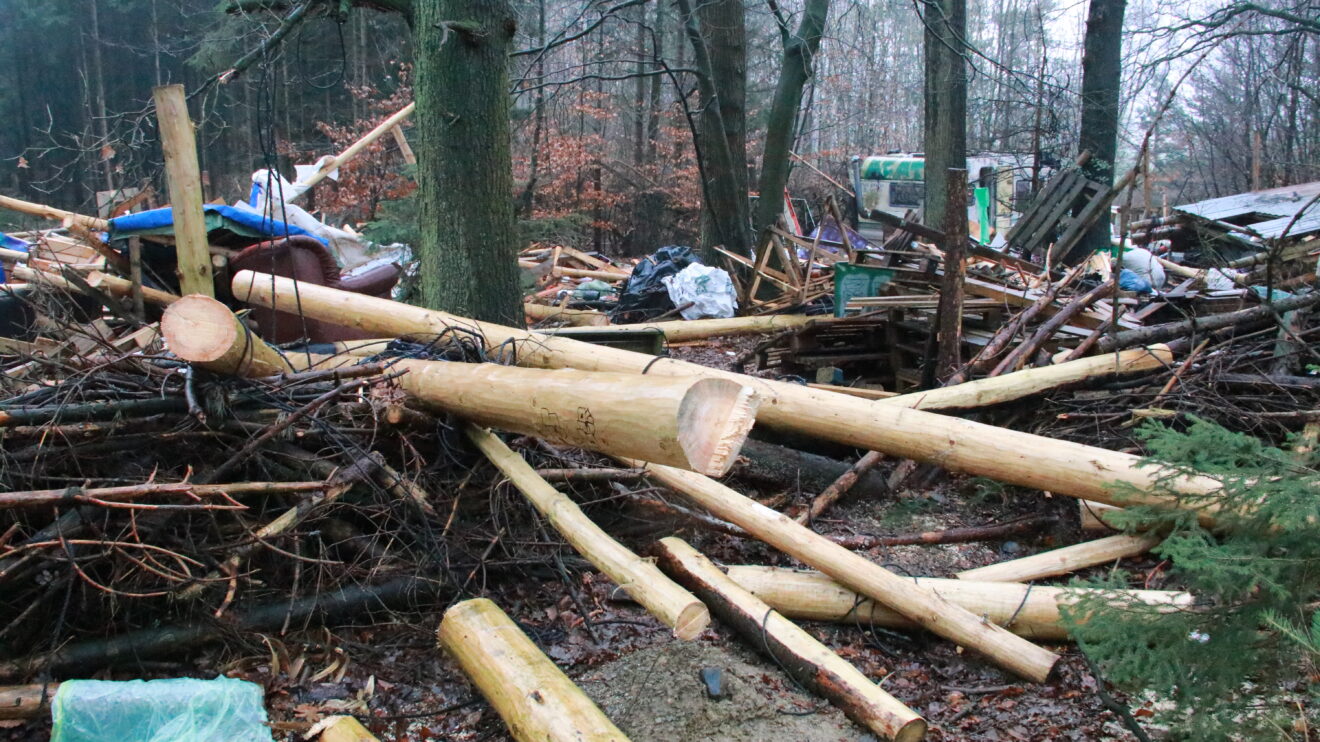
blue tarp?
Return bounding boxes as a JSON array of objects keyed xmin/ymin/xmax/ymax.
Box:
[
  {"xmin": 108, "ymin": 204, "xmax": 325, "ymax": 244},
  {"xmin": 0, "ymin": 232, "xmax": 30, "ymax": 283}
]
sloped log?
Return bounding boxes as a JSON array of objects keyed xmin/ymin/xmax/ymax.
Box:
[
  {"xmin": 437, "ymin": 598, "xmax": 630, "ymax": 742},
  {"xmin": 230, "ymin": 271, "xmax": 1223, "ymax": 512},
  {"xmin": 631, "ymin": 461, "xmax": 1059, "ymax": 682},
  {"xmin": 161, "ymin": 294, "xmax": 293, "ymax": 377},
  {"xmin": 467, "ymin": 426, "xmax": 709, "ymax": 639},
  {"xmin": 879, "ymin": 345, "xmax": 1172, "ymax": 411},
  {"xmin": 956, "ymin": 534, "xmax": 1162, "ymax": 582},
  {"xmin": 396, "ymin": 360, "xmax": 758, "ymax": 476},
  {"xmin": 724, "ymin": 566, "xmax": 1193, "ymax": 641},
  {"xmin": 656, "ymin": 539, "xmax": 926, "ymax": 742},
  {"xmin": 0, "ymin": 194, "xmax": 109, "ymax": 231},
  {"xmin": 11, "ymin": 264, "xmax": 179, "ymax": 306}
]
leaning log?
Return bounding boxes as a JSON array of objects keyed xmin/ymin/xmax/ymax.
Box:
[
  {"xmin": 395, "ymin": 359, "xmax": 758, "ymax": 476},
  {"xmin": 231, "ymin": 271, "xmax": 1222, "ymax": 512},
  {"xmin": 161, "ymin": 294, "xmax": 294, "ymax": 376},
  {"xmin": 655, "ymin": 539, "xmax": 927, "ymax": 742},
  {"xmin": 1097, "ymin": 291, "xmax": 1320, "ymax": 353},
  {"xmin": 724, "ymin": 566, "xmax": 1193, "ymax": 642},
  {"xmin": 437, "ymin": 598, "xmax": 630, "ymax": 742},
  {"xmin": 633, "ymin": 461, "xmax": 1059, "ymax": 682},
  {"xmin": 956, "ymin": 534, "xmax": 1161, "ymax": 582},
  {"xmin": 467, "ymin": 425, "xmax": 709, "ymax": 639}
]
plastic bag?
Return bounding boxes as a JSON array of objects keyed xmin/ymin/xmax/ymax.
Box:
[
  {"xmin": 51, "ymin": 677, "xmax": 275, "ymax": 742},
  {"xmin": 1118, "ymin": 268, "xmax": 1152, "ymax": 294},
  {"xmin": 613, "ymin": 245, "xmax": 701, "ymax": 322},
  {"xmin": 662, "ymin": 263, "xmax": 737, "ymax": 320}
]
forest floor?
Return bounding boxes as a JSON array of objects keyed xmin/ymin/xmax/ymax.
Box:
[{"xmin": 4, "ymin": 335, "xmax": 1162, "ymax": 742}]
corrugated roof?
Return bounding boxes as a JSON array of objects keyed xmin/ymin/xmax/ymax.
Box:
[{"xmin": 1176, "ymin": 181, "xmax": 1320, "ymax": 237}]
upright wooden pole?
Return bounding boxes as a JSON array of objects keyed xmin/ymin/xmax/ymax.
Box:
[
  {"xmin": 152, "ymin": 84, "xmax": 213, "ymax": 297},
  {"xmin": 467, "ymin": 426, "xmax": 709, "ymax": 639},
  {"xmin": 437, "ymin": 598, "xmax": 630, "ymax": 742},
  {"xmin": 935, "ymin": 168, "xmax": 968, "ymax": 381}
]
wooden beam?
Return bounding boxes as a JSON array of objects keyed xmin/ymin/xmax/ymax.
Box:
[
  {"xmin": 633, "ymin": 461, "xmax": 1060, "ymax": 682},
  {"xmin": 725, "ymin": 566, "xmax": 1192, "ymax": 642},
  {"xmin": 397, "ymin": 360, "xmax": 758, "ymax": 476},
  {"xmin": 655, "ymin": 539, "xmax": 926, "ymax": 742},
  {"xmin": 295, "ymin": 103, "xmax": 416, "ymax": 197},
  {"xmin": 467, "ymin": 426, "xmax": 709, "ymax": 639},
  {"xmin": 153, "ymin": 84, "xmax": 214, "ymax": 297},
  {"xmin": 0, "ymin": 194, "xmax": 108, "ymax": 231},
  {"xmin": 437, "ymin": 598, "xmax": 630, "ymax": 742}
]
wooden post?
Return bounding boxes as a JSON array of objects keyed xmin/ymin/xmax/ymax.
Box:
[
  {"xmin": 935, "ymin": 168, "xmax": 968, "ymax": 381},
  {"xmin": 437, "ymin": 598, "xmax": 630, "ymax": 742},
  {"xmin": 632, "ymin": 461, "xmax": 1059, "ymax": 682},
  {"xmin": 153, "ymin": 84, "xmax": 214, "ymax": 297},
  {"xmin": 655, "ymin": 539, "xmax": 926, "ymax": 742},
  {"xmin": 128, "ymin": 236, "xmax": 145, "ymax": 321},
  {"xmin": 724, "ymin": 566, "xmax": 1193, "ymax": 642},
  {"xmin": 230, "ymin": 271, "xmax": 1224, "ymax": 513},
  {"xmin": 956, "ymin": 533, "xmax": 1161, "ymax": 582},
  {"xmin": 161, "ymin": 294, "xmax": 293, "ymax": 377},
  {"xmin": 390, "ymin": 125, "xmax": 416, "ymax": 166},
  {"xmin": 396, "ymin": 360, "xmax": 759, "ymax": 476},
  {"xmin": 467, "ymin": 426, "xmax": 709, "ymax": 639}
]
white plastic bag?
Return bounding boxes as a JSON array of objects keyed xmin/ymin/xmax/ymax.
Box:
[
  {"xmin": 661, "ymin": 263, "xmax": 737, "ymax": 320},
  {"xmin": 1121, "ymin": 246, "xmax": 1166, "ymax": 290}
]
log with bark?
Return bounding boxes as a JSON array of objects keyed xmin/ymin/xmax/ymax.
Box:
[
  {"xmin": 724, "ymin": 565, "xmax": 1194, "ymax": 641},
  {"xmin": 1096, "ymin": 290, "xmax": 1320, "ymax": 353},
  {"xmin": 231, "ymin": 271, "xmax": 1223, "ymax": 514},
  {"xmin": 467, "ymin": 425, "xmax": 709, "ymax": 639},
  {"xmin": 524, "ymin": 301, "xmax": 611, "ymax": 327},
  {"xmin": 655, "ymin": 539, "xmax": 927, "ymax": 742},
  {"xmin": 437, "ymin": 598, "xmax": 630, "ymax": 742},
  {"xmin": 956, "ymin": 534, "xmax": 1161, "ymax": 582},
  {"xmin": 631, "ymin": 461, "xmax": 1060, "ymax": 682},
  {"xmin": 395, "ymin": 359, "xmax": 759, "ymax": 476}
]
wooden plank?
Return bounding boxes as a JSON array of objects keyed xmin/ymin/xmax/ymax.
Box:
[{"xmin": 153, "ymin": 84, "xmax": 214, "ymax": 297}]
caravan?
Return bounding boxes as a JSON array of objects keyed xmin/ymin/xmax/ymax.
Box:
[{"xmin": 849, "ymin": 153, "xmax": 1046, "ymax": 244}]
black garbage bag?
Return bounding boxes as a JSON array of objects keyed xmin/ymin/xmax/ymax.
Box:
[{"xmin": 611, "ymin": 245, "xmax": 701, "ymax": 324}]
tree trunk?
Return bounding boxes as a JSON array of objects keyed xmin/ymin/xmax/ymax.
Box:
[
  {"xmin": 922, "ymin": 0, "xmax": 967, "ymax": 231},
  {"xmin": 413, "ymin": 0, "xmax": 523, "ymax": 325},
  {"xmin": 1075, "ymin": 0, "xmax": 1127, "ymax": 258},
  {"xmin": 752, "ymin": 0, "xmax": 831, "ymax": 239},
  {"xmin": 680, "ymin": 0, "xmax": 751, "ymax": 261}
]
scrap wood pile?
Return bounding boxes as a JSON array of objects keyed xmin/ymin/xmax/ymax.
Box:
[{"xmin": 2, "ymin": 243, "xmax": 1266, "ymax": 741}]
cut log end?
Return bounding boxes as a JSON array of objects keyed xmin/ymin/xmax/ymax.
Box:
[
  {"xmin": 677, "ymin": 379, "xmax": 760, "ymax": 476},
  {"xmin": 161, "ymin": 294, "xmax": 241, "ymax": 363},
  {"xmin": 673, "ymin": 601, "xmax": 712, "ymax": 641}
]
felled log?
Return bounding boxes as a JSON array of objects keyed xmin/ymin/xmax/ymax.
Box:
[
  {"xmin": 161, "ymin": 294, "xmax": 294, "ymax": 376},
  {"xmin": 737, "ymin": 439, "xmax": 891, "ymax": 501},
  {"xmin": 467, "ymin": 426, "xmax": 709, "ymax": 639},
  {"xmin": 632, "ymin": 461, "xmax": 1059, "ymax": 682},
  {"xmin": 724, "ymin": 566, "xmax": 1195, "ymax": 642},
  {"xmin": 956, "ymin": 534, "xmax": 1162, "ymax": 582},
  {"xmin": 0, "ymin": 480, "xmax": 325, "ymax": 509},
  {"xmin": 1097, "ymin": 291, "xmax": 1320, "ymax": 353},
  {"xmin": 798, "ymin": 450, "xmax": 885, "ymax": 524},
  {"xmin": 231, "ymin": 271, "xmax": 1224, "ymax": 511},
  {"xmin": 828, "ymin": 516, "xmax": 1056, "ymax": 550},
  {"xmin": 313, "ymin": 716, "xmax": 381, "ymax": 742},
  {"xmin": 0, "ymin": 684, "xmax": 54, "ymax": 720},
  {"xmin": 1216, "ymin": 373, "xmax": 1320, "ymax": 391},
  {"xmin": 554, "ymin": 314, "xmax": 819, "ymax": 342},
  {"xmin": 396, "ymin": 359, "xmax": 758, "ymax": 476},
  {"xmin": 655, "ymin": 539, "xmax": 926, "ymax": 742},
  {"xmin": 0, "ymin": 576, "xmax": 441, "ymax": 680},
  {"xmin": 437, "ymin": 598, "xmax": 630, "ymax": 742},
  {"xmin": 882, "ymin": 345, "xmax": 1172, "ymax": 411},
  {"xmin": 989, "ymin": 281, "xmax": 1116, "ymax": 375},
  {"xmin": 11, "ymin": 264, "xmax": 179, "ymax": 307},
  {"xmin": 0, "ymin": 194, "xmax": 108, "ymax": 231},
  {"xmin": 1079, "ymin": 500, "xmax": 1124, "ymax": 532},
  {"xmin": 523, "ymin": 302, "xmax": 611, "ymax": 327}
]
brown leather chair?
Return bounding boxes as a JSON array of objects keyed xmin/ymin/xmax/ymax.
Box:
[{"xmin": 227, "ymin": 235, "xmax": 401, "ymax": 344}]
